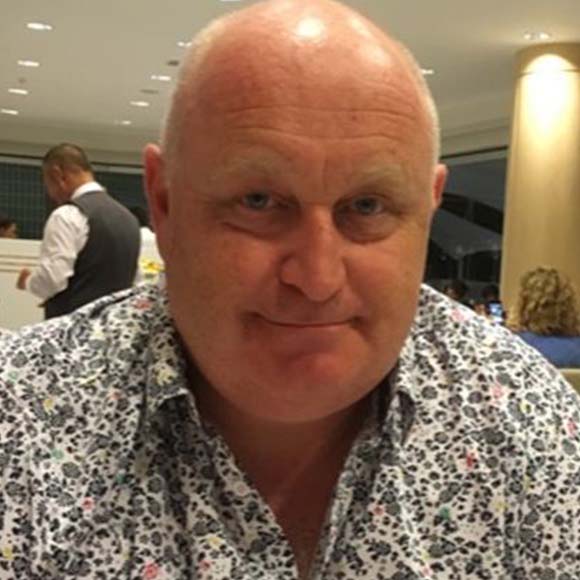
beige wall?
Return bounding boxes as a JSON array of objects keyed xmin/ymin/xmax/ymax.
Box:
[
  {"xmin": 501, "ymin": 44, "xmax": 580, "ymax": 309},
  {"xmin": 0, "ymin": 120, "xmax": 153, "ymax": 165}
]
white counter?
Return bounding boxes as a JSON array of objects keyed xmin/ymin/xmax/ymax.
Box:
[
  {"xmin": 0, "ymin": 238, "xmax": 163, "ymax": 331},
  {"xmin": 0, "ymin": 239, "xmax": 43, "ymax": 330}
]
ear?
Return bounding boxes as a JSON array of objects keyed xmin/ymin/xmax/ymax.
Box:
[
  {"xmin": 143, "ymin": 144, "xmax": 171, "ymax": 259},
  {"xmin": 44, "ymin": 165, "xmax": 66, "ymax": 203},
  {"xmin": 431, "ymin": 163, "xmax": 447, "ymax": 210},
  {"xmin": 49, "ymin": 165, "xmax": 64, "ymax": 185},
  {"xmin": 59, "ymin": 167, "xmax": 74, "ymax": 192}
]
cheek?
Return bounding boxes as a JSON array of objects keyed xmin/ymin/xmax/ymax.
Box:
[
  {"xmin": 354, "ymin": 221, "xmax": 429, "ymax": 291},
  {"xmin": 350, "ymin": 223, "xmax": 429, "ymax": 334},
  {"xmin": 168, "ymin": 224, "xmax": 276, "ymax": 312}
]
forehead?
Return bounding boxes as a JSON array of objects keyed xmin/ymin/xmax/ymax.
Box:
[
  {"xmin": 177, "ymin": 98, "xmax": 432, "ymax": 202},
  {"xmin": 194, "ymin": 34, "xmax": 425, "ymax": 131},
  {"xmin": 171, "ymin": 18, "xmax": 434, "ymax": 190},
  {"xmin": 185, "ymin": 71, "xmax": 429, "ymax": 167}
]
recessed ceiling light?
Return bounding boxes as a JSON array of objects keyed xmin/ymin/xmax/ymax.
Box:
[
  {"xmin": 177, "ymin": 41, "xmax": 191, "ymax": 49},
  {"xmin": 421, "ymin": 68, "xmax": 435, "ymax": 76},
  {"xmin": 27, "ymin": 22, "xmax": 53, "ymax": 31},
  {"xmin": 8, "ymin": 88, "xmax": 29, "ymax": 95},
  {"xmin": 18, "ymin": 59, "xmax": 40, "ymax": 68},
  {"xmin": 150, "ymin": 74, "xmax": 172, "ymax": 82},
  {"xmin": 524, "ymin": 31, "xmax": 552, "ymax": 41},
  {"xmin": 130, "ymin": 100, "xmax": 150, "ymax": 108},
  {"xmin": 1, "ymin": 109, "xmax": 19, "ymax": 116},
  {"xmin": 115, "ymin": 120, "xmax": 132, "ymax": 126},
  {"xmin": 141, "ymin": 88, "xmax": 159, "ymax": 95}
]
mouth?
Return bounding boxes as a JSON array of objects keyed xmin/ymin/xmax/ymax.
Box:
[
  {"xmin": 249, "ymin": 314, "xmax": 359, "ymax": 355},
  {"xmin": 256, "ymin": 315, "xmax": 354, "ymax": 328},
  {"xmin": 266, "ymin": 320, "xmax": 349, "ymax": 328}
]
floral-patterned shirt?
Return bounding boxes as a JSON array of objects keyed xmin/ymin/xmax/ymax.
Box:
[{"xmin": 1, "ymin": 283, "xmax": 580, "ymax": 579}]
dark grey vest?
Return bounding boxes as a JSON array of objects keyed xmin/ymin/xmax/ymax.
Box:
[{"xmin": 44, "ymin": 190, "xmax": 140, "ymax": 319}]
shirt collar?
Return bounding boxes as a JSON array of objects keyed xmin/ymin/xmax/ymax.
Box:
[
  {"xmin": 390, "ymin": 284, "xmax": 434, "ymax": 404},
  {"xmin": 374, "ymin": 286, "xmax": 437, "ymax": 442},
  {"xmin": 71, "ymin": 181, "xmax": 103, "ymax": 199},
  {"xmin": 140, "ymin": 286, "xmax": 195, "ymax": 428}
]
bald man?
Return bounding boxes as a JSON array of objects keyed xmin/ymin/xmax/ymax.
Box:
[{"xmin": 1, "ymin": 2, "xmax": 580, "ymax": 578}]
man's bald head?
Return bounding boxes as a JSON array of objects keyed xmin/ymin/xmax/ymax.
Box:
[
  {"xmin": 161, "ymin": 0, "xmax": 439, "ymax": 181},
  {"xmin": 42, "ymin": 143, "xmax": 95, "ymax": 204},
  {"xmin": 43, "ymin": 143, "xmax": 93, "ymax": 174}
]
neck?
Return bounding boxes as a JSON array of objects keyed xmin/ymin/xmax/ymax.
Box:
[
  {"xmin": 193, "ymin": 375, "xmax": 374, "ymax": 579},
  {"xmin": 67, "ymin": 173, "xmax": 95, "ymax": 197},
  {"xmin": 194, "ymin": 377, "xmax": 372, "ymax": 494}
]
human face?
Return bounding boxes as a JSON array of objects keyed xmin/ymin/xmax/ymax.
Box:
[
  {"xmin": 147, "ymin": 53, "xmax": 446, "ymax": 426},
  {"xmin": 0, "ymin": 223, "xmax": 17, "ymax": 238}
]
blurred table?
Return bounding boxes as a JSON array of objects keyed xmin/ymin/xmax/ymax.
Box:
[{"xmin": 0, "ymin": 239, "xmax": 43, "ymax": 330}]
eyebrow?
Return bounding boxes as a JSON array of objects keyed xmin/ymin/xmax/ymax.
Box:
[
  {"xmin": 219, "ymin": 154, "xmax": 405, "ymax": 176},
  {"xmin": 216, "ymin": 153, "xmax": 287, "ymax": 181},
  {"xmin": 211, "ymin": 152, "xmax": 410, "ymax": 201},
  {"xmin": 355, "ymin": 161, "xmax": 406, "ymax": 184},
  {"xmin": 346, "ymin": 161, "xmax": 408, "ymax": 195}
]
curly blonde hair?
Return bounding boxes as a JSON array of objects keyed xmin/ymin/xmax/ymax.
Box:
[{"xmin": 511, "ymin": 267, "xmax": 580, "ymax": 335}]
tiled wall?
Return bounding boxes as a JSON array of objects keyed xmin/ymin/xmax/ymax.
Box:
[
  {"xmin": 95, "ymin": 170, "xmax": 145, "ymax": 212},
  {"xmin": 0, "ymin": 160, "xmax": 47, "ymax": 239},
  {"xmin": 0, "ymin": 156, "xmax": 146, "ymax": 239}
]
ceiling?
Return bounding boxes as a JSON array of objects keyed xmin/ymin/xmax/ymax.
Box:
[{"xmin": 1, "ymin": 0, "xmax": 580, "ymax": 158}]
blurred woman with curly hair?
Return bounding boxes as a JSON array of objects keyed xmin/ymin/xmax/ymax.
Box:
[{"xmin": 511, "ymin": 266, "xmax": 580, "ymax": 368}]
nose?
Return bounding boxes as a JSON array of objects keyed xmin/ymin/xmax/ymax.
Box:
[{"xmin": 278, "ymin": 207, "xmax": 347, "ymax": 303}]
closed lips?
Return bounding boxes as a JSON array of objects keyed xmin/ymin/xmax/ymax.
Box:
[
  {"xmin": 258, "ymin": 315, "xmax": 354, "ymax": 327},
  {"xmin": 268, "ymin": 321, "xmax": 349, "ymax": 327}
]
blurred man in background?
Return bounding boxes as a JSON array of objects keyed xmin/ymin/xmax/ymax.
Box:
[{"xmin": 16, "ymin": 143, "xmax": 140, "ymax": 318}]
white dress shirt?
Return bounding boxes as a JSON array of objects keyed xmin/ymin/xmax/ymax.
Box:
[{"xmin": 26, "ymin": 182, "xmax": 102, "ymax": 301}]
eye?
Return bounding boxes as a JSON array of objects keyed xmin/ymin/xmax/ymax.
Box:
[
  {"xmin": 240, "ymin": 192, "xmax": 274, "ymax": 211},
  {"xmin": 334, "ymin": 194, "xmax": 398, "ymax": 242},
  {"xmin": 348, "ymin": 195, "xmax": 386, "ymax": 216}
]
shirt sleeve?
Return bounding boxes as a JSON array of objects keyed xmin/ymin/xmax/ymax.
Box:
[{"xmin": 26, "ymin": 205, "xmax": 89, "ymax": 301}]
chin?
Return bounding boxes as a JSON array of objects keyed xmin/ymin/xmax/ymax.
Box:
[
  {"xmin": 240, "ymin": 354, "xmax": 378, "ymax": 420},
  {"xmin": 251, "ymin": 346, "xmax": 345, "ymax": 382}
]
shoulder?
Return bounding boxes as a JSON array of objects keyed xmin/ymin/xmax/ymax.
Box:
[
  {"xmin": 408, "ymin": 285, "xmax": 580, "ymax": 450},
  {"xmin": 412, "ymin": 284, "xmax": 560, "ymax": 379},
  {"xmin": 0, "ymin": 284, "xmax": 170, "ymax": 482},
  {"xmin": 48, "ymin": 202, "xmax": 86, "ymax": 224},
  {"xmin": 0, "ymin": 284, "xmax": 163, "ymax": 421},
  {"xmin": 394, "ymin": 287, "xmax": 580, "ymax": 567}
]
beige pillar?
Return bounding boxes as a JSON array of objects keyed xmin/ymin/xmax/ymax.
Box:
[{"xmin": 501, "ymin": 43, "xmax": 580, "ymax": 310}]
